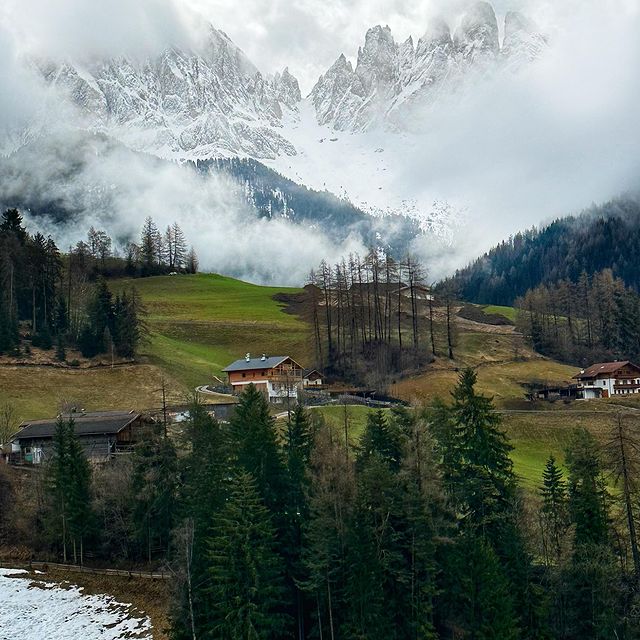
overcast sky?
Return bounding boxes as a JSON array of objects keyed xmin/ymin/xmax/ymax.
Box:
[
  {"xmin": 3, "ymin": 0, "xmax": 619, "ymax": 93},
  {"xmin": 1, "ymin": 0, "xmax": 639, "ymax": 282}
]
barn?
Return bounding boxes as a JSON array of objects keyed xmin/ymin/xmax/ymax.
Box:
[{"xmin": 13, "ymin": 410, "xmax": 153, "ymax": 464}]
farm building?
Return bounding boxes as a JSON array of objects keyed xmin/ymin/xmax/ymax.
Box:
[
  {"xmin": 573, "ymin": 361, "xmax": 640, "ymax": 399},
  {"xmin": 303, "ymin": 369, "xmax": 323, "ymax": 387},
  {"xmin": 223, "ymin": 354, "xmax": 304, "ymax": 402},
  {"xmin": 12, "ymin": 410, "xmax": 154, "ymax": 464}
]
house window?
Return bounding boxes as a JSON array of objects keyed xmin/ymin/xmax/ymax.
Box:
[
  {"xmin": 261, "ymin": 371, "xmax": 266, "ymax": 376},
  {"xmin": 242, "ymin": 373, "xmax": 246, "ymax": 378}
]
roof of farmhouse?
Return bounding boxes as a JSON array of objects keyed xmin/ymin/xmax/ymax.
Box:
[
  {"xmin": 223, "ymin": 355, "xmax": 301, "ymax": 373},
  {"xmin": 15, "ymin": 411, "xmax": 141, "ymax": 440},
  {"xmin": 573, "ymin": 361, "xmax": 640, "ymax": 379}
]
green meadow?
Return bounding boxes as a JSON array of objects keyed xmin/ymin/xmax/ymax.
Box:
[{"xmin": 113, "ymin": 273, "xmax": 311, "ymax": 389}]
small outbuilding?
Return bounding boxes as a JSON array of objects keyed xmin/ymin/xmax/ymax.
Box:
[
  {"xmin": 13, "ymin": 410, "xmax": 153, "ymax": 464},
  {"xmin": 303, "ymin": 369, "xmax": 324, "ymax": 387}
]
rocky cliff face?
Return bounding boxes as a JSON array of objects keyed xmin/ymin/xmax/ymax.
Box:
[
  {"xmin": 36, "ymin": 27, "xmax": 301, "ymax": 159},
  {"xmin": 29, "ymin": 2, "xmax": 545, "ymax": 155},
  {"xmin": 310, "ymin": 2, "xmax": 546, "ymax": 131}
]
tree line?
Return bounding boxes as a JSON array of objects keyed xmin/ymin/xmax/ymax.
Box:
[
  {"xmin": 306, "ymin": 252, "xmax": 457, "ymax": 386},
  {"xmin": 447, "ymin": 197, "xmax": 640, "ymax": 306},
  {"xmin": 4, "ymin": 373, "xmax": 639, "ymax": 637},
  {"xmin": 515, "ymin": 269, "xmax": 640, "ymax": 365},
  {"xmin": 0, "ymin": 209, "xmax": 202, "ymax": 359},
  {"xmin": 71, "ymin": 215, "xmax": 198, "ymax": 279},
  {"xmin": 196, "ymin": 157, "xmax": 421, "ymax": 251}
]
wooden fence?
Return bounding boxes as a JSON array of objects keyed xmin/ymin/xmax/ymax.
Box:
[{"xmin": 1, "ymin": 560, "xmax": 171, "ymax": 580}]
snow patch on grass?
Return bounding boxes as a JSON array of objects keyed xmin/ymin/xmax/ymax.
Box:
[{"xmin": 0, "ymin": 568, "xmax": 153, "ymax": 639}]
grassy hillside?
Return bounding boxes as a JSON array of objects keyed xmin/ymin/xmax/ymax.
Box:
[
  {"xmin": 2, "ymin": 273, "xmax": 624, "ymax": 492},
  {"xmin": 0, "ymin": 365, "xmax": 187, "ymax": 422},
  {"xmin": 114, "ymin": 273, "xmax": 311, "ymax": 389},
  {"xmin": 482, "ymin": 304, "xmax": 518, "ymax": 322}
]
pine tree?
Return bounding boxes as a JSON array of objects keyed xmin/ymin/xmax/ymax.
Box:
[
  {"xmin": 565, "ymin": 428, "xmax": 609, "ymax": 548},
  {"xmin": 205, "ymin": 470, "xmax": 290, "ymax": 638},
  {"xmin": 113, "ymin": 290, "xmax": 141, "ymax": 358},
  {"xmin": 131, "ymin": 429, "xmax": 178, "ymax": 561},
  {"xmin": 140, "ymin": 217, "xmax": 160, "ymax": 275},
  {"xmin": 80, "ymin": 278, "xmax": 114, "ymax": 356},
  {"xmin": 172, "ymin": 401, "xmax": 228, "ymax": 639},
  {"xmin": 172, "ymin": 222, "xmax": 187, "ymax": 270},
  {"xmin": 186, "ymin": 246, "xmax": 198, "ymax": 274},
  {"xmin": 447, "ymin": 368, "xmax": 516, "ymax": 535},
  {"xmin": 563, "ymin": 428, "xmax": 619, "ymax": 640},
  {"xmin": 358, "ymin": 409, "xmax": 403, "ymax": 471},
  {"xmin": 539, "ymin": 455, "xmax": 570, "ymax": 564},
  {"xmin": 301, "ymin": 422, "xmax": 355, "ymax": 640},
  {"xmin": 604, "ymin": 413, "xmax": 640, "ymax": 589},
  {"xmin": 49, "ymin": 418, "xmax": 95, "ymax": 564},
  {"xmin": 433, "ymin": 369, "xmax": 543, "ymax": 638},
  {"xmin": 229, "ymin": 384, "xmax": 287, "ymax": 519},
  {"xmin": 65, "ymin": 419, "xmax": 95, "ymax": 564},
  {"xmin": 441, "ymin": 533, "xmax": 519, "ymax": 640}
]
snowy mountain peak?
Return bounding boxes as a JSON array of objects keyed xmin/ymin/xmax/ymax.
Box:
[
  {"xmin": 416, "ymin": 17, "xmax": 453, "ymax": 56},
  {"xmin": 33, "ymin": 24, "xmax": 301, "ymax": 159},
  {"xmin": 502, "ymin": 11, "xmax": 548, "ymax": 66},
  {"xmin": 453, "ymin": 2, "xmax": 500, "ymax": 64},
  {"xmin": 311, "ymin": 2, "xmax": 546, "ymax": 132}
]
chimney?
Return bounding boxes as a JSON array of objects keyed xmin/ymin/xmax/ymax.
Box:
[
  {"xmin": 261, "ymin": 353, "xmax": 266, "ymax": 361},
  {"xmin": 245, "ymin": 353, "xmax": 251, "ymax": 362}
]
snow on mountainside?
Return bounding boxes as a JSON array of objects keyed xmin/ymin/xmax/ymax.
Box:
[
  {"xmin": 34, "ymin": 26, "xmax": 300, "ymax": 159},
  {"xmin": 309, "ymin": 2, "xmax": 546, "ymax": 132},
  {"xmin": 6, "ymin": 1, "xmax": 546, "ymax": 244}
]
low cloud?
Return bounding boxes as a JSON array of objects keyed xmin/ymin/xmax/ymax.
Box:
[
  {"xmin": 2, "ymin": 132, "xmax": 365, "ymax": 285},
  {"xmin": 393, "ymin": 0, "xmax": 640, "ymax": 274},
  {"xmin": 1, "ymin": 0, "xmax": 638, "ymax": 284},
  {"xmin": 2, "ymin": 0, "xmax": 197, "ymax": 61}
]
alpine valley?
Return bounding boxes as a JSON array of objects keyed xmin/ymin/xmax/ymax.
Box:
[{"xmin": 0, "ymin": 1, "xmax": 548, "ymax": 270}]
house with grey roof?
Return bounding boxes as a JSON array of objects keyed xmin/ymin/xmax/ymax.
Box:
[{"xmin": 223, "ymin": 354, "xmax": 304, "ymax": 402}]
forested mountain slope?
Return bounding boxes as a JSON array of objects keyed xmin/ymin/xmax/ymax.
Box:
[
  {"xmin": 196, "ymin": 157, "xmax": 420, "ymax": 251},
  {"xmin": 450, "ymin": 197, "xmax": 640, "ymax": 305}
]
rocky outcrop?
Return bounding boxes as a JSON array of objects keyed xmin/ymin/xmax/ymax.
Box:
[
  {"xmin": 37, "ymin": 27, "xmax": 300, "ymax": 159},
  {"xmin": 310, "ymin": 2, "xmax": 547, "ymax": 131}
]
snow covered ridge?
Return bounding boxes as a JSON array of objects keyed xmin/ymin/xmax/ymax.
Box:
[
  {"xmin": 33, "ymin": 25, "xmax": 301, "ymax": 160},
  {"xmin": 29, "ymin": 1, "xmax": 545, "ymax": 160},
  {"xmin": 3, "ymin": 1, "xmax": 545, "ymax": 249},
  {"xmin": 310, "ymin": 2, "xmax": 547, "ymax": 132},
  {"xmin": 0, "ymin": 567, "xmax": 153, "ymax": 639}
]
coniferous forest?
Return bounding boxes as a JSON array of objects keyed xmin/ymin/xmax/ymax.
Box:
[
  {"xmin": 3, "ymin": 374, "xmax": 639, "ymax": 639},
  {"xmin": 0, "ymin": 209, "xmax": 197, "ymax": 358},
  {"xmin": 449, "ymin": 198, "xmax": 640, "ymax": 306},
  {"xmin": 515, "ymin": 269, "xmax": 640, "ymax": 366}
]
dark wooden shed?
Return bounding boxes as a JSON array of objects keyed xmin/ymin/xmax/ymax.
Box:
[{"xmin": 13, "ymin": 411, "xmax": 152, "ymax": 464}]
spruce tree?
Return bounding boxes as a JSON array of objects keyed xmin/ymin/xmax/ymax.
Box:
[
  {"xmin": 131, "ymin": 429, "xmax": 178, "ymax": 562},
  {"xmin": 539, "ymin": 455, "xmax": 569, "ymax": 564},
  {"xmin": 65, "ymin": 419, "xmax": 95, "ymax": 564},
  {"xmin": 49, "ymin": 418, "xmax": 95, "ymax": 564},
  {"xmin": 229, "ymin": 384, "xmax": 287, "ymax": 519},
  {"xmin": 447, "ymin": 368, "xmax": 516, "ymax": 536},
  {"xmin": 301, "ymin": 422, "xmax": 354, "ymax": 640},
  {"xmin": 205, "ymin": 470, "xmax": 290, "ymax": 639},
  {"xmin": 172, "ymin": 401, "xmax": 228, "ymax": 639},
  {"xmin": 358, "ymin": 409, "xmax": 403, "ymax": 471},
  {"xmin": 441, "ymin": 533, "xmax": 519, "ymax": 640},
  {"xmin": 433, "ymin": 369, "xmax": 543, "ymax": 638},
  {"xmin": 565, "ymin": 428, "xmax": 609, "ymax": 548}
]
